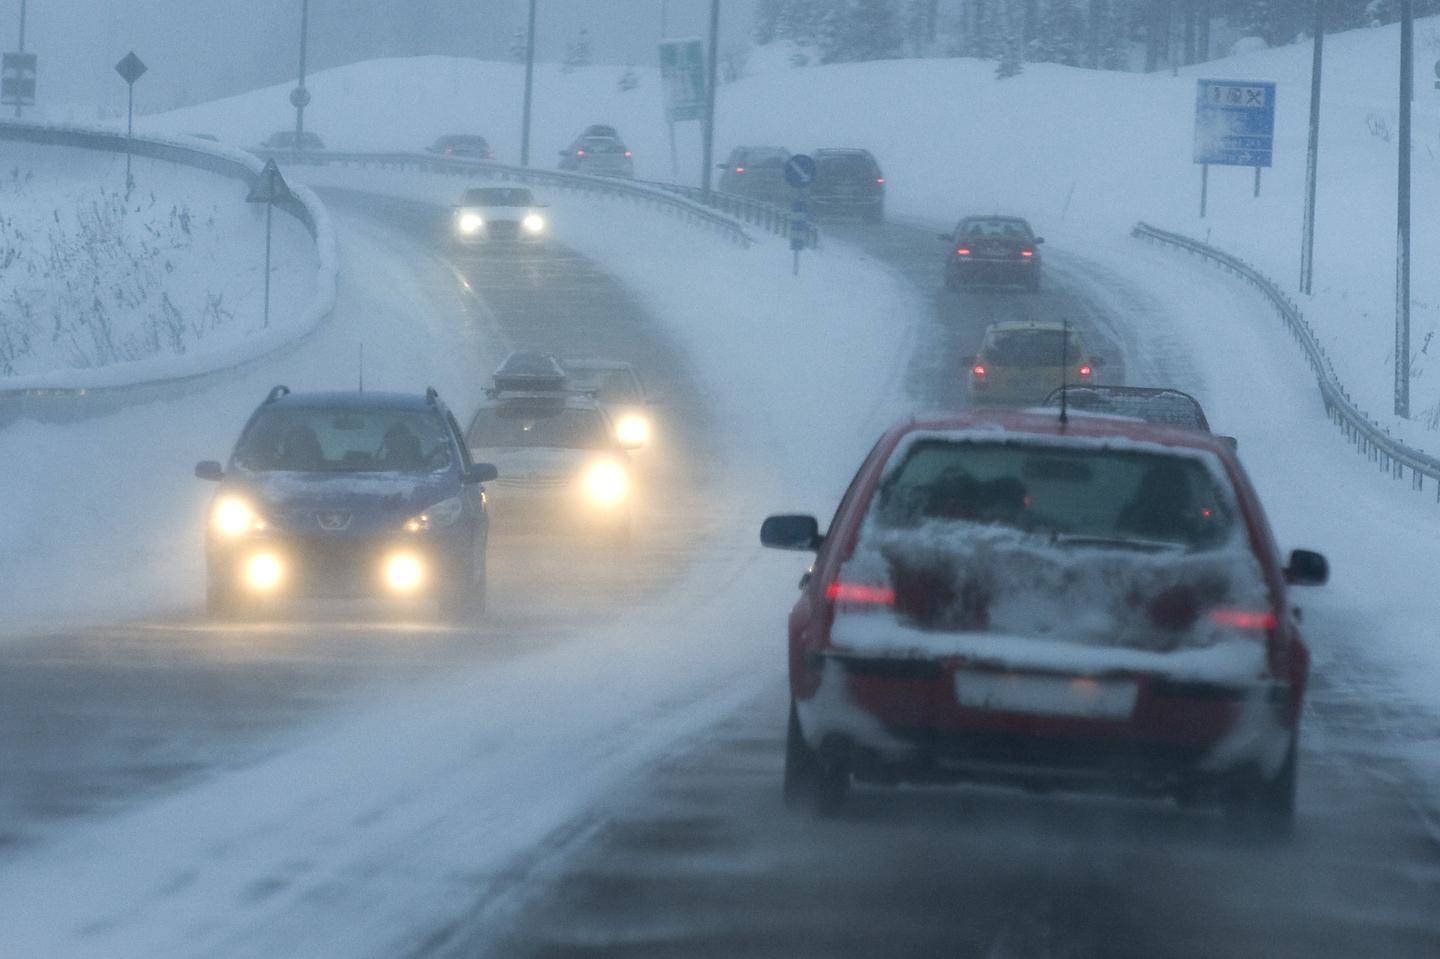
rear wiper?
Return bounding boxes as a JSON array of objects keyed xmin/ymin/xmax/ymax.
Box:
[{"xmin": 1049, "ymin": 533, "xmax": 1183, "ymax": 553}]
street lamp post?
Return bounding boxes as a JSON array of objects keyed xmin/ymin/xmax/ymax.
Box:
[
  {"xmin": 14, "ymin": 0, "xmax": 25, "ymax": 118},
  {"xmin": 1396, "ymin": 0, "xmax": 1413, "ymax": 418},
  {"xmin": 292, "ymin": 0, "xmax": 311, "ymax": 150},
  {"xmin": 520, "ymin": 0, "xmax": 537, "ymax": 166},
  {"xmin": 700, "ymin": 0, "xmax": 719, "ymax": 198},
  {"xmin": 1299, "ymin": 0, "xmax": 1324, "ymax": 295}
]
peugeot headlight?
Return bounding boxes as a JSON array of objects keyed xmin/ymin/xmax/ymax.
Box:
[
  {"xmin": 582, "ymin": 459, "xmax": 630, "ymax": 508},
  {"xmin": 211, "ymin": 496, "xmax": 266, "ymax": 537},
  {"xmin": 458, "ymin": 212, "xmax": 483, "ymax": 234},
  {"xmin": 404, "ymin": 496, "xmax": 464, "ymax": 532},
  {"xmin": 522, "ymin": 212, "xmax": 546, "ymax": 233},
  {"xmin": 615, "ymin": 413, "xmax": 649, "ymax": 448}
]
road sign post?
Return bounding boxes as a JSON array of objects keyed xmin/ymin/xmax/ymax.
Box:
[
  {"xmin": 1396, "ymin": 0, "xmax": 1413, "ymax": 418},
  {"xmin": 1, "ymin": 52, "xmax": 36, "ymax": 117},
  {"xmin": 114, "ymin": 52, "xmax": 147, "ymax": 194},
  {"xmin": 520, "ymin": 0, "xmax": 537, "ymax": 166},
  {"xmin": 1300, "ymin": 2, "xmax": 1326, "ymax": 295},
  {"xmin": 293, "ymin": 0, "xmax": 310, "ymax": 151},
  {"xmin": 701, "ymin": 0, "xmax": 720, "ymax": 198},
  {"xmin": 659, "ymin": 37, "xmax": 706, "ymax": 184},
  {"xmin": 246, "ymin": 160, "xmax": 294, "ymax": 330},
  {"xmin": 1193, "ymin": 79, "xmax": 1276, "ymax": 218},
  {"xmin": 784, "ymin": 156, "xmax": 817, "ymax": 276}
]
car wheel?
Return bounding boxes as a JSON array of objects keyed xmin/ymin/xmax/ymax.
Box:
[
  {"xmin": 783, "ymin": 699, "xmax": 850, "ymax": 815},
  {"xmin": 1224, "ymin": 736, "xmax": 1298, "ymax": 835}
]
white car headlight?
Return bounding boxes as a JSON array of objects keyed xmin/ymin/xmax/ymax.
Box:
[
  {"xmin": 458, "ymin": 212, "xmax": 484, "ymax": 234},
  {"xmin": 211, "ymin": 496, "xmax": 266, "ymax": 537},
  {"xmin": 522, "ymin": 213, "xmax": 545, "ymax": 233},
  {"xmin": 581, "ymin": 459, "xmax": 630, "ymax": 508},
  {"xmin": 615, "ymin": 413, "xmax": 649, "ymax": 448},
  {"xmin": 404, "ymin": 496, "xmax": 464, "ymax": 532}
]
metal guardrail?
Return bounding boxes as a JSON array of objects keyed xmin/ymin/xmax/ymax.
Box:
[
  {"xmin": 257, "ymin": 148, "xmax": 818, "ymax": 249},
  {"xmin": 1133, "ymin": 221, "xmax": 1440, "ymax": 501},
  {"xmin": 0, "ymin": 121, "xmax": 338, "ymax": 424}
]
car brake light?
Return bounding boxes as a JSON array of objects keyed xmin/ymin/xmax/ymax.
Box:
[
  {"xmin": 972, "ymin": 364, "xmax": 986, "ymax": 378},
  {"xmin": 1209, "ymin": 609, "xmax": 1277, "ymax": 631},
  {"xmin": 956, "ymin": 247, "xmax": 971, "ymax": 256},
  {"xmin": 876, "ymin": 177, "xmax": 885, "ymax": 184},
  {"xmin": 1079, "ymin": 365, "xmax": 1092, "ymax": 377},
  {"xmin": 624, "ymin": 150, "xmax": 632, "ymax": 158},
  {"xmin": 735, "ymin": 166, "xmax": 745, "ymax": 173},
  {"xmin": 1020, "ymin": 249, "xmax": 1034, "ymax": 257},
  {"xmin": 577, "ymin": 149, "xmax": 586, "ymax": 156},
  {"xmin": 826, "ymin": 582, "xmax": 896, "ymax": 606}
]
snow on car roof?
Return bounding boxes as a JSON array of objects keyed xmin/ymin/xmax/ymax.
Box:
[{"xmin": 900, "ymin": 408, "xmax": 1234, "ymax": 457}]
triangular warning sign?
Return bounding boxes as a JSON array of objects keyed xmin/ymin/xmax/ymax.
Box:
[{"xmin": 246, "ymin": 159, "xmax": 293, "ymax": 205}]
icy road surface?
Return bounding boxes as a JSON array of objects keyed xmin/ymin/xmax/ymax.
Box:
[{"xmin": 466, "ymin": 220, "xmax": 1440, "ymax": 959}]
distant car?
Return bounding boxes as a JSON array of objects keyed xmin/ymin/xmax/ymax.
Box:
[
  {"xmin": 562, "ymin": 358, "xmax": 656, "ymax": 449},
  {"xmin": 452, "ymin": 186, "xmax": 548, "ymax": 245},
  {"xmin": 558, "ymin": 131, "xmax": 634, "ymax": 178},
  {"xmin": 427, "ymin": 134, "xmax": 494, "ymax": 160},
  {"xmin": 943, "ymin": 215, "xmax": 1044, "ymax": 292},
  {"xmin": 717, "ymin": 146, "xmax": 792, "ymax": 203},
  {"xmin": 194, "ymin": 386, "xmax": 495, "ymax": 620},
  {"xmin": 467, "ymin": 353, "xmax": 640, "ymax": 545},
  {"xmin": 260, "ymin": 130, "xmax": 325, "ymax": 151},
  {"xmin": 967, "ymin": 320, "xmax": 1101, "ymax": 405},
  {"xmin": 1042, "ymin": 385, "xmax": 1236, "ymax": 440},
  {"xmin": 809, "ymin": 148, "xmax": 885, "ymax": 221},
  {"xmin": 761, "ymin": 408, "xmax": 1329, "ymax": 821}
]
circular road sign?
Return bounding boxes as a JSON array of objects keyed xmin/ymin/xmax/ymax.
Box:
[
  {"xmin": 784, "ymin": 153, "xmax": 817, "ymax": 189},
  {"xmin": 290, "ymin": 86, "xmax": 312, "ymax": 109}
]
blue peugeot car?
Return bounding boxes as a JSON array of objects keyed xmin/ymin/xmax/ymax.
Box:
[{"xmin": 195, "ymin": 386, "xmax": 497, "ymax": 620}]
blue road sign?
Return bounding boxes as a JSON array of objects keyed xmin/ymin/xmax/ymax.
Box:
[
  {"xmin": 1194, "ymin": 79, "xmax": 1275, "ymax": 167},
  {"xmin": 784, "ymin": 154, "xmax": 817, "ymax": 189}
]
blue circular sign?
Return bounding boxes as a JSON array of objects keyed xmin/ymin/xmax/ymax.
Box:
[{"xmin": 784, "ymin": 154, "xmax": 817, "ymax": 189}]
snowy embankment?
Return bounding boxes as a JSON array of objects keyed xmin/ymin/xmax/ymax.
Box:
[
  {"xmin": 0, "ymin": 139, "xmax": 329, "ymax": 390},
  {"xmin": 0, "ymin": 179, "xmax": 919, "ymax": 957},
  {"xmin": 157, "ymin": 18, "xmax": 1440, "ymax": 445}
]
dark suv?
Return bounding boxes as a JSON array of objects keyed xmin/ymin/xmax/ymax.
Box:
[
  {"xmin": 810, "ymin": 148, "xmax": 885, "ymax": 221},
  {"xmin": 195, "ymin": 386, "xmax": 496, "ymax": 620}
]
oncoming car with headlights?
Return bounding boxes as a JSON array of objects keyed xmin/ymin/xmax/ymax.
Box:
[
  {"xmin": 452, "ymin": 186, "xmax": 548, "ymax": 245},
  {"xmin": 561, "ymin": 358, "xmax": 656, "ymax": 450},
  {"xmin": 466, "ymin": 377, "xmax": 640, "ymax": 546},
  {"xmin": 195, "ymin": 386, "xmax": 497, "ymax": 620}
]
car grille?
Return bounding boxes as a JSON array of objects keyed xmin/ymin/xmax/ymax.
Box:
[{"xmin": 487, "ymin": 220, "xmax": 519, "ymax": 240}]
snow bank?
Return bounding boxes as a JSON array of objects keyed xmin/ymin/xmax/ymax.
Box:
[{"xmin": 0, "ymin": 137, "xmax": 336, "ymax": 391}]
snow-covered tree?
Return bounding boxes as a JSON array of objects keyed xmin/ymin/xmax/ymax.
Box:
[
  {"xmin": 995, "ymin": 0, "xmax": 1025, "ymax": 77},
  {"xmin": 618, "ymin": 61, "xmax": 639, "ymax": 92},
  {"xmin": 562, "ymin": 28, "xmax": 591, "ymax": 73},
  {"xmin": 508, "ymin": 27, "xmax": 528, "ymax": 64}
]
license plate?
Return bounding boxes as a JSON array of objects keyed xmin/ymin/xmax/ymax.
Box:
[{"xmin": 954, "ymin": 671, "xmax": 1138, "ymax": 720}]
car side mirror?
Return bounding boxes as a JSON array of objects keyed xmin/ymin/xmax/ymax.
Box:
[
  {"xmin": 1284, "ymin": 549, "xmax": 1328, "ymax": 586},
  {"xmin": 559, "ymin": 150, "xmax": 571, "ymax": 157},
  {"xmin": 716, "ymin": 162, "xmax": 729, "ymax": 170},
  {"xmin": 1218, "ymin": 435, "xmax": 1238, "ymax": 451},
  {"xmin": 761, "ymin": 514, "xmax": 823, "ymax": 551},
  {"xmin": 937, "ymin": 232, "xmax": 951, "ymax": 241},
  {"xmin": 466, "ymin": 463, "xmax": 499, "ymax": 484},
  {"xmin": 195, "ymin": 460, "xmax": 224, "ymax": 481},
  {"xmin": 1035, "ymin": 236, "xmax": 1046, "ymax": 244}
]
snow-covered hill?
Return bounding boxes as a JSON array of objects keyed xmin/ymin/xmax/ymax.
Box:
[{"xmin": 155, "ymin": 18, "xmax": 1440, "ymax": 445}]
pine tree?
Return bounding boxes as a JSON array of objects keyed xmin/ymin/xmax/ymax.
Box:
[
  {"xmin": 562, "ymin": 27, "xmax": 591, "ymax": 73},
  {"xmin": 821, "ymin": 0, "xmax": 904, "ymax": 63},
  {"xmin": 508, "ymin": 27, "xmax": 528, "ymax": 64},
  {"xmin": 755, "ymin": 0, "xmax": 784, "ymax": 44},
  {"xmin": 996, "ymin": 0, "xmax": 1025, "ymax": 76}
]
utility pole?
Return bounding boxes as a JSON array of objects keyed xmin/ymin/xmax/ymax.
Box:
[
  {"xmin": 1395, "ymin": 0, "xmax": 1413, "ymax": 417},
  {"xmin": 14, "ymin": 0, "xmax": 24, "ymax": 118},
  {"xmin": 292, "ymin": 0, "xmax": 311, "ymax": 150},
  {"xmin": 520, "ymin": 0, "xmax": 537, "ymax": 166},
  {"xmin": 700, "ymin": 0, "xmax": 719, "ymax": 198},
  {"xmin": 1299, "ymin": 0, "xmax": 1324, "ymax": 295}
]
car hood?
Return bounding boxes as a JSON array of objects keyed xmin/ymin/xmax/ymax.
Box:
[{"xmin": 224, "ymin": 470, "xmax": 454, "ymax": 517}]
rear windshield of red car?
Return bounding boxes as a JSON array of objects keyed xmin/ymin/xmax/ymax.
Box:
[{"xmin": 869, "ymin": 439, "xmax": 1236, "ymax": 550}]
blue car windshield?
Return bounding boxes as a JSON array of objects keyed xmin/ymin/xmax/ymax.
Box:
[{"xmin": 234, "ymin": 409, "xmax": 452, "ymax": 473}]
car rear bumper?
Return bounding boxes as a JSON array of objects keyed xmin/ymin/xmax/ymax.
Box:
[
  {"xmin": 795, "ymin": 653, "xmax": 1295, "ymax": 796},
  {"xmin": 949, "ymin": 259, "xmax": 1038, "ymax": 283}
]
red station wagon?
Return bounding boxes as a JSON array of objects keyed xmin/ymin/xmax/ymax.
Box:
[{"xmin": 761, "ymin": 409, "xmax": 1328, "ymax": 824}]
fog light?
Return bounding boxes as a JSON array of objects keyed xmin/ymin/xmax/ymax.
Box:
[
  {"xmin": 244, "ymin": 552, "xmax": 283, "ymax": 592},
  {"xmin": 582, "ymin": 459, "xmax": 630, "ymax": 508},
  {"xmin": 384, "ymin": 553, "xmax": 425, "ymax": 593}
]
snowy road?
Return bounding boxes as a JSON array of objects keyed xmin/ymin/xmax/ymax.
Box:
[{"xmin": 470, "ymin": 220, "xmax": 1440, "ymax": 959}]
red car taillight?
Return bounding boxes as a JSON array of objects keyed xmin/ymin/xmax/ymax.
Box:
[
  {"xmin": 1209, "ymin": 608, "xmax": 1278, "ymax": 631},
  {"xmin": 734, "ymin": 166, "xmax": 745, "ymax": 173},
  {"xmin": 1020, "ymin": 248, "xmax": 1034, "ymax": 257},
  {"xmin": 826, "ymin": 582, "xmax": 896, "ymax": 607},
  {"xmin": 1079, "ymin": 365, "xmax": 1092, "ymax": 377},
  {"xmin": 972, "ymin": 364, "xmax": 986, "ymax": 378},
  {"xmin": 956, "ymin": 247, "xmax": 971, "ymax": 256}
]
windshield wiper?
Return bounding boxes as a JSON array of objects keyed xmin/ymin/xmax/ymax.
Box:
[{"xmin": 1049, "ymin": 533, "xmax": 1184, "ymax": 553}]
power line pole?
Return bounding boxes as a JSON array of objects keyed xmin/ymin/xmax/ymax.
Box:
[
  {"xmin": 1395, "ymin": 0, "xmax": 1413, "ymax": 418},
  {"xmin": 293, "ymin": 0, "xmax": 311, "ymax": 150},
  {"xmin": 1299, "ymin": 0, "xmax": 1324, "ymax": 295},
  {"xmin": 14, "ymin": 0, "xmax": 25, "ymax": 118},
  {"xmin": 521, "ymin": 0, "xmax": 537, "ymax": 166},
  {"xmin": 700, "ymin": 0, "xmax": 719, "ymax": 198}
]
